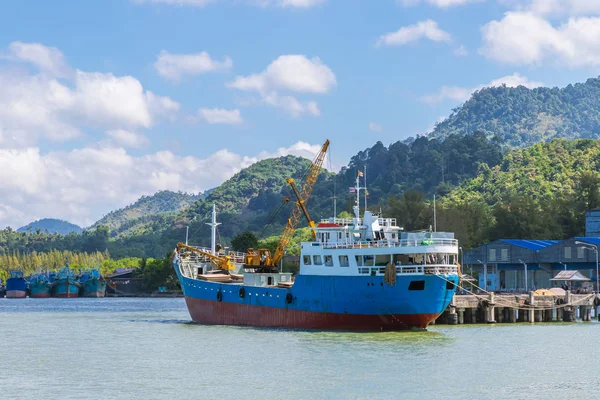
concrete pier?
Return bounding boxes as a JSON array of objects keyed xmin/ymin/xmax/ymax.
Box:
[{"xmin": 436, "ymin": 291, "xmax": 596, "ymax": 325}]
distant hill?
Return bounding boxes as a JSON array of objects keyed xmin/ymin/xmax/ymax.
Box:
[
  {"xmin": 18, "ymin": 218, "xmax": 82, "ymax": 235},
  {"xmin": 92, "ymin": 190, "xmax": 201, "ymax": 235},
  {"xmin": 439, "ymin": 139, "xmax": 600, "ymax": 248},
  {"xmin": 430, "ymin": 77, "xmax": 600, "ymax": 148}
]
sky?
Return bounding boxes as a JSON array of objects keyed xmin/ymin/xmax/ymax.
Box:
[{"xmin": 1, "ymin": 0, "xmax": 600, "ymax": 229}]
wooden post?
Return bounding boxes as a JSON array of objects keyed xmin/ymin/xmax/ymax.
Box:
[
  {"xmin": 458, "ymin": 308, "xmax": 465, "ymax": 324},
  {"xmin": 528, "ymin": 291, "xmax": 535, "ymax": 324},
  {"xmin": 563, "ymin": 290, "xmax": 574, "ymax": 322},
  {"xmin": 487, "ymin": 293, "xmax": 496, "ymax": 323},
  {"xmin": 508, "ymin": 308, "xmax": 517, "ymax": 323}
]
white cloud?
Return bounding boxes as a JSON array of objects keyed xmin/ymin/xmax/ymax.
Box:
[
  {"xmin": 0, "ymin": 42, "xmax": 179, "ymax": 146},
  {"xmin": 481, "ymin": 12, "xmax": 600, "ymax": 67},
  {"xmin": 198, "ymin": 108, "xmax": 244, "ymax": 124},
  {"xmin": 421, "ymin": 73, "xmax": 543, "ymax": 104},
  {"xmin": 377, "ymin": 20, "xmax": 452, "ymax": 47},
  {"xmin": 368, "ymin": 122, "xmax": 383, "ymax": 132},
  {"xmin": 228, "ymin": 55, "xmax": 335, "ymax": 117},
  {"xmin": 106, "ymin": 130, "xmax": 149, "ymax": 148},
  {"xmin": 453, "ymin": 45, "xmax": 468, "ymax": 56},
  {"xmin": 0, "ymin": 142, "xmax": 323, "ymax": 229},
  {"xmin": 154, "ymin": 50, "xmax": 232, "ymax": 82},
  {"xmin": 398, "ymin": 0, "xmax": 484, "ymax": 8},
  {"xmin": 505, "ymin": 0, "xmax": 600, "ymax": 16},
  {"xmin": 5, "ymin": 41, "xmax": 72, "ymax": 78},
  {"xmin": 229, "ymin": 55, "xmax": 336, "ymax": 94},
  {"xmin": 274, "ymin": 0, "xmax": 326, "ymax": 7}
]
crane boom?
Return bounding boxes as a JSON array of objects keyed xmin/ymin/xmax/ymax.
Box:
[
  {"xmin": 177, "ymin": 242, "xmax": 235, "ymax": 271},
  {"xmin": 272, "ymin": 139, "xmax": 330, "ymax": 266}
]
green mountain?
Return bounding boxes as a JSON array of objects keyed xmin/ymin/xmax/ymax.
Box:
[
  {"xmin": 430, "ymin": 77, "xmax": 600, "ymax": 148},
  {"xmin": 17, "ymin": 218, "xmax": 82, "ymax": 235},
  {"xmin": 92, "ymin": 190, "xmax": 201, "ymax": 235},
  {"xmin": 109, "ymin": 155, "xmax": 327, "ymax": 257},
  {"xmin": 435, "ymin": 139, "xmax": 600, "ymax": 249}
]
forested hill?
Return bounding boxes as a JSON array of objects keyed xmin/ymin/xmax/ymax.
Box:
[
  {"xmin": 430, "ymin": 77, "xmax": 600, "ymax": 148},
  {"xmin": 435, "ymin": 139, "xmax": 600, "ymax": 249},
  {"xmin": 92, "ymin": 190, "xmax": 201, "ymax": 233},
  {"xmin": 17, "ymin": 218, "xmax": 82, "ymax": 235}
]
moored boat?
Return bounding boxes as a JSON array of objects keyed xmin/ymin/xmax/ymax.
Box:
[
  {"xmin": 6, "ymin": 271, "xmax": 27, "ymax": 298},
  {"xmin": 80, "ymin": 269, "xmax": 106, "ymax": 297},
  {"xmin": 29, "ymin": 273, "xmax": 52, "ymax": 298},
  {"xmin": 173, "ymin": 141, "xmax": 459, "ymax": 331},
  {"xmin": 52, "ymin": 265, "xmax": 80, "ymax": 298}
]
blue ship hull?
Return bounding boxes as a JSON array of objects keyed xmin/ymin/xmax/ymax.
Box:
[
  {"xmin": 30, "ymin": 281, "xmax": 52, "ymax": 298},
  {"xmin": 82, "ymin": 278, "xmax": 106, "ymax": 297},
  {"xmin": 174, "ymin": 258, "xmax": 458, "ymax": 331},
  {"xmin": 6, "ymin": 277, "xmax": 27, "ymax": 298},
  {"xmin": 52, "ymin": 279, "xmax": 81, "ymax": 298}
]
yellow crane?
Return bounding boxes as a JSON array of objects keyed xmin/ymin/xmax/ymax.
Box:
[
  {"xmin": 245, "ymin": 139, "xmax": 330, "ymax": 269},
  {"xmin": 177, "ymin": 242, "xmax": 236, "ymax": 271}
]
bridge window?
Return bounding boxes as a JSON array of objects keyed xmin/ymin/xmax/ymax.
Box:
[
  {"xmin": 339, "ymin": 255, "xmax": 349, "ymax": 267},
  {"xmin": 355, "ymin": 255, "xmax": 363, "ymax": 266},
  {"xmin": 324, "ymin": 255, "xmax": 333, "ymax": 266},
  {"xmin": 375, "ymin": 255, "xmax": 390, "ymax": 266},
  {"xmin": 489, "ymin": 248, "xmax": 496, "ymax": 261},
  {"xmin": 564, "ymin": 247, "xmax": 572, "ymax": 259},
  {"xmin": 363, "ymin": 255, "xmax": 375, "ymax": 267},
  {"xmin": 303, "ymin": 255, "xmax": 311, "ymax": 265},
  {"xmin": 313, "ymin": 255, "xmax": 323, "ymax": 265},
  {"xmin": 408, "ymin": 280, "xmax": 425, "ymax": 291}
]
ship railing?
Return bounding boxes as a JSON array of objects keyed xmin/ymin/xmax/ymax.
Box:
[
  {"xmin": 314, "ymin": 238, "xmax": 458, "ymax": 249},
  {"xmin": 392, "ymin": 264, "xmax": 459, "ymax": 275},
  {"xmin": 318, "ymin": 217, "xmax": 398, "ymax": 227}
]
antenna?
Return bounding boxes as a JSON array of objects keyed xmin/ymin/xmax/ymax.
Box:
[
  {"xmin": 185, "ymin": 226, "xmax": 189, "ymax": 245},
  {"xmin": 364, "ymin": 164, "xmax": 367, "ymax": 212},
  {"xmin": 433, "ymin": 194, "xmax": 437, "ymax": 232}
]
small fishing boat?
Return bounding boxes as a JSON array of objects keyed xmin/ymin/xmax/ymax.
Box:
[
  {"xmin": 80, "ymin": 268, "xmax": 106, "ymax": 297},
  {"xmin": 29, "ymin": 272, "xmax": 52, "ymax": 298},
  {"xmin": 52, "ymin": 264, "xmax": 80, "ymax": 298},
  {"xmin": 5, "ymin": 271, "xmax": 27, "ymax": 298}
]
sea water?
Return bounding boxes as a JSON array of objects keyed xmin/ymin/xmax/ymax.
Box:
[{"xmin": 1, "ymin": 298, "xmax": 598, "ymax": 400}]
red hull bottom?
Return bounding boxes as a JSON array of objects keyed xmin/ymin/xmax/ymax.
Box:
[
  {"xmin": 54, "ymin": 293, "xmax": 79, "ymax": 298},
  {"xmin": 30, "ymin": 293, "xmax": 51, "ymax": 298},
  {"xmin": 185, "ymin": 297, "xmax": 439, "ymax": 331},
  {"xmin": 6, "ymin": 290, "xmax": 26, "ymax": 298}
]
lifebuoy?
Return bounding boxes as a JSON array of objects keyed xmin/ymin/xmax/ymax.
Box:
[
  {"xmin": 239, "ymin": 287, "xmax": 245, "ymax": 298},
  {"xmin": 556, "ymin": 298, "xmax": 565, "ymax": 305},
  {"xmin": 285, "ymin": 292, "xmax": 293, "ymax": 304},
  {"xmin": 217, "ymin": 290, "xmax": 222, "ymax": 302}
]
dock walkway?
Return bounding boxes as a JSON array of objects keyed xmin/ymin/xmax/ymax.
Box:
[{"xmin": 436, "ymin": 292, "xmax": 599, "ymax": 324}]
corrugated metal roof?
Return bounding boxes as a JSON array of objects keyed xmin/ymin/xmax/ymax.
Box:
[
  {"xmin": 574, "ymin": 237, "xmax": 600, "ymax": 246},
  {"xmin": 500, "ymin": 239, "xmax": 562, "ymax": 251},
  {"xmin": 550, "ymin": 270, "xmax": 590, "ymax": 281}
]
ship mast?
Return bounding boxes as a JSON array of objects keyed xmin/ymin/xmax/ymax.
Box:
[{"xmin": 206, "ymin": 204, "xmax": 221, "ymax": 255}]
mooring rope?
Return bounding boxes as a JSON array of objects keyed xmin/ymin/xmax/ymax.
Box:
[{"xmin": 434, "ymin": 273, "xmax": 596, "ymax": 311}]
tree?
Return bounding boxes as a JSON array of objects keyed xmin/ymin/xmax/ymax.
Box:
[{"xmin": 231, "ymin": 231, "xmax": 258, "ymax": 252}]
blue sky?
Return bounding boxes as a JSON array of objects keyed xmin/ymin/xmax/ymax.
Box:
[{"xmin": 0, "ymin": 0, "xmax": 599, "ymax": 228}]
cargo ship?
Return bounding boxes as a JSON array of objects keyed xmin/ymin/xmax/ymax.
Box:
[
  {"xmin": 80, "ymin": 268, "xmax": 106, "ymax": 297},
  {"xmin": 52, "ymin": 265, "xmax": 80, "ymax": 298},
  {"xmin": 29, "ymin": 273, "xmax": 52, "ymax": 298},
  {"xmin": 5, "ymin": 271, "xmax": 27, "ymax": 298},
  {"xmin": 173, "ymin": 141, "xmax": 460, "ymax": 331}
]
